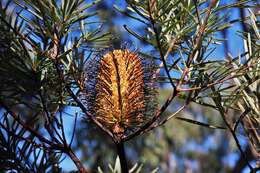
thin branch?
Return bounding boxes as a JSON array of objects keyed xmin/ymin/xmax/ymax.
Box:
[
  {"xmin": 193, "ymin": 0, "xmax": 202, "ymax": 25},
  {"xmin": 178, "ymin": 0, "xmax": 218, "ymax": 88},
  {"xmin": 210, "ymin": 86, "xmax": 254, "ymax": 171},
  {"xmin": 0, "ymin": 15, "xmax": 37, "ymax": 49},
  {"xmin": 47, "ymin": 33, "xmax": 90, "ymax": 173},
  {"xmin": 59, "ymin": 108, "xmax": 68, "ymax": 146},
  {"xmin": 144, "ymin": 104, "xmax": 187, "ymax": 133},
  {"xmin": 123, "ymin": 90, "xmax": 178, "ymax": 141},
  {"xmin": 0, "ymin": 122, "xmax": 48, "ymax": 150},
  {"xmin": 155, "ymin": 39, "xmax": 178, "ymax": 76},
  {"xmin": 121, "ymin": 0, "xmax": 183, "ymax": 142},
  {"xmin": 0, "ymin": 84, "xmax": 88, "ymax": 173},
  {"xmin": 187, "ymin": 0, "xmax": 218, "ymax": 65},
  {"xmin": 0, "ymin": 99, "xmax": 64, "ymax": 150},
  {"xmin": 147, "ymin": 1, "xmax": 177, "ymax": 92},
  {"xmin": 233, "ymin": 108, "xmax": 251, "ymax": 132},
  {"xmin": 67, "ymin": 147, "xmax": 88, "ymax": 173},
  {"xmin": 39, "ymin": 91, "xmax": 63, "ymax": 143},
  {"xmin": 53, "ymin": 61, "xmax": 114, "ymax": 139},
  {"xmin": 176, "ymin": 74, "xmax": 239, "ymax": 92}
]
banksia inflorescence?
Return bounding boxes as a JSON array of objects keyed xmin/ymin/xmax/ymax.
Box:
[{"xmin": 84, "ymin": 48, "xmax": 157, "ymax": 140}]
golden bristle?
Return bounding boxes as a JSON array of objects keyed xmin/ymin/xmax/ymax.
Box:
[{"xmin": 94, "ymin": 50, "xmax": 145, "ymax": 135}]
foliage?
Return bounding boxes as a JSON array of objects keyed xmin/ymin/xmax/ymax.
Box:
[
  {"xmin": 97, "ymin": 156, "xmax": 159, "ymax": 173},
  {"xmin": 0, "ymin": 0, "xmax": 259, "ymax": 173}
]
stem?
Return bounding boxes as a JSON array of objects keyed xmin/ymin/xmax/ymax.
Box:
[
  {"xmin": 67, "ymin": 148, "xmax": 88, "ymax": 173},
  {"xmin": 116, "ymin": 142, "xmax": 129, "ymax": 173},
  {"xmin": 210, "ymin": 86, "xmax": 253, "ymax": 171}
]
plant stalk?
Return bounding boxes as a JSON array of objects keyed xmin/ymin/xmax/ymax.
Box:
[
  {"xmin": 67, "ymin": 148, "xmax": 88, "ymax": 173},
  {"xmin": 116, "ymin": 142, "xmax": 129, "ymax": 173}
]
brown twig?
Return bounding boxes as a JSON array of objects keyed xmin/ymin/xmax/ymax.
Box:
[
  {"xmin": 0, "ymin": 99, "xmax": 64, "ymax": 150},
  {"xmin": 210, "ymin": 86, "xmax": 254, "ymax": 171},
  {"xmin": 193, "ymin": 0, "xmax": 202, "ymax": 25},
  {"xmin": 67, "ymin": 147, "xmax": 88, "ymax": 173},
  {"xmin": 0, "ymin": 99, "xmax": 88, "ymax": 172},
  {"xmin": 176, "ymin": 73, "xmax": 240, "ymax": 92},
  {"xmin": 53, "ymin": 61, "xmax": 114, "ymax": 139},
  {"xmin": 151, "ymin": 104, "xmax": 187, "ymax": 130},
  {"xmin": 0, "ymin": 15, "xmax": 37, "ymax": 50},
  {"xmin": 0, "ymin": 122, "xmax": 48, "ymax": 150},
  {"xmin": 38, "ymin": 91, "xmax": 63, "ymax": 143},
  {"xmin": 123, "ymin": 90, "xmax": 178, "ymax": 141},
  {"xmin": 147, "ymin": 1, "xmax": 177, "ymax": 92},
  {"xmin": 178, "ymin": 0, "xmax": 218, "ymax": 88},
  {"xmin": 122, "ymin": 0, "xmax": 181, "ymax": 142},
  {"xmin": 124, "ymin": 0, "xmax": 219, "ymax": 141}
]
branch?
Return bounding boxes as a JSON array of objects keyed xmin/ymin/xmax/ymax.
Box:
[
  {"xmin": 0, "ymin": 100, "xmax": 88, "ymax": 172},
  {"xmin": 0, "ymin": 15, "xmax": 37, "ymax": 50},
  {"xmin": 122, "ymin": 0, "xmax": 183, "ymax": 142},
  {"xmin": 38, "ymin": 91, "xmax": 63, "ymax": 143},
  {"xmin": 123, "ymin": 90, "xmax": 178, "ymax": 141},
  {"xmin": 233, "ymin": 108, "xmax": 251, "ymax": 132},
  {"xmin": 149, "ymin": 104, "xmax": 187, "ymax": 131},
  {"xmin": 210, "ymin": 86, "xmax": 254, "ymax": 171},
  {"xmin": 178, "ymin": 0, "xmax": 218, "ymax": 88},
  {"xmin": 147, "ymin": 1, "xmax": 177, "ymax": 91},
  {"xmin": 232, "ymin": 145, "xmax": 254, "ymax": 173},
  {"xmin": 0, "ymin": 122, "xmax": 48, "ymax": 150},
  {"xmin": 67, "ymin": 148, "xmax": 88, "ymax": 173},
  {"xmin": 53, "ymin": 61, "xmax": 114, "ymax": 139},
  {"xmin": 0, "ymin": 99, "xmax": 64, "ymax": 150},
  {"xmin": 187, "ymin": 0, "xmax": 218, "ymax": 66}
]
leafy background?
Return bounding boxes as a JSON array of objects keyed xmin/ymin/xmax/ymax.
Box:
[{"xmin": 0, "ymin": 0, "xmax": 259, "ymax": 173}]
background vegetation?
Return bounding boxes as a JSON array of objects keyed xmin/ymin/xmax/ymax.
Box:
[{"xmin": 0, "ymin": 0, "xmax": 259, "ymax": 173}]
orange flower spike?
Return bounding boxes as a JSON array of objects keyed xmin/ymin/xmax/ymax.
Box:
[
  {"xmin": 84, "ymin": 48, "xmax": 157, "ymax": 140},
  {"xmin": 95, "ymin": 50, "xmax": 145, "ymax": 136}
]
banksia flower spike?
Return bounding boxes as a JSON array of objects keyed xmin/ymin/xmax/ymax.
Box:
[{"xmin": 84, "ymin": 48, "xmax": 157, "ymax": 141}]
